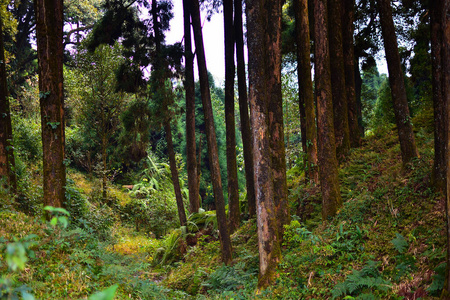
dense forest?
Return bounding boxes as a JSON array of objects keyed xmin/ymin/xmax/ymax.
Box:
[{"xmin": 0, "ymin": 0, "xmax": 449, "ymax": 299}]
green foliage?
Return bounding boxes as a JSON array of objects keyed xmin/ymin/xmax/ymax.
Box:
[
  {"xmin": 152, "ymin": 228, "xmax": 185, "ymax": 266},
  {"xmin": 88, "ymin": 284, "xmax": 118, "ymax": 300},
  {"xmin": 391, "ymin": 233, "xmax": 408, "ymax": 254},
  {"xmin": 203, "ymin": 263, "xmax": 255, "ymax": 293},
  {"xmin": 331, "ymin": 261, "xmax": 391, "ymax": 299},
  {"xmin": 427, "ymin": 263, "xmax": 446, "ymax": 296}
]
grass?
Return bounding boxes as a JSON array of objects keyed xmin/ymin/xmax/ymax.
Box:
[{"xmin": 0, "ymin": 126, "xmax": 447, "ymax": 299}]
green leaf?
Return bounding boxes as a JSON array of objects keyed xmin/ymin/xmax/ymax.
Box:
[
  {"xmin": 391, "ymin": 233, "xmax": 408, "ymax": 254},
  {"xmin": 50, "ymin": 217, "xmax": 58, "ymax": 226},
  {"xmin": 88, "ymin": 284, "xmax": 118, "ymax": 300}
]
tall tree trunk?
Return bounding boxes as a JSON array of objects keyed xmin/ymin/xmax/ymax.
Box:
[
  {"xmin": 165, "ymin": 121, "xmax": 187, "ymax": 227},
  {"xmin": 35, "ymin": 0, "xmax": 66, "ymax": 212},
  {"xmin": 102, "ymin": 133, "xmax": 107, "ymax": 201},
  {"xmin": 246, "ymin": 0, "xmax": 282, "ymax": 289},
  {"xmin": 328, "ymin": 0, "xmax": 350, "ymax": 161},
  {"xmin": 234, "ymin": 0, "xmax": 256, "ymax": 218},
  {"xmin": 152, "ymin": 0, "xmax": 187, "ymax": 227},
  {"xmin": 223, "ymin": 0, "xmax": 240, "ymax": 233},
  {"xmin": 342, "ymin": 0, "xmax": 361, "ymax": 147},
  {"xmin": 431, "ymin": 0, "xmax": 446, "ymax": 192},
  {"xmin": 294, "ymin": 0, "xmax": 319, "ymax": 185},
  {"xmin": 0, "ymin": 17, "xmax": 17, "ymax": 193},
  {"xmin": 377, "ymin": 0, "xmax": 418, "ymax": 165},
  {"xmin": 355, "ymin": 56, "xmax": 364, "ymax": 136},
  {"xmin": 183, "ymin": 0, "xmax": 200, "ymax": 214},
  {"xmin": 191, "ymin": 0, "xmax": 232, "ymax": 264},
  {"xmin": 436, "ymin": 0, "xmax": 450, "ymax": 296},
  {"xmin": 314, "ymin": 0, "xmax": 342, "ymax": 220},
  {"xmin": 266, "ymin": 0, "xmax": 289, "ymax": 237}
]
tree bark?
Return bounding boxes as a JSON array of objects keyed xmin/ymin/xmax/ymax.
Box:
[
  {"xmin": 377, "ymin": 0, "xmax": 418, "ymax": 165},
  {"xmin": 342, "ymin": 0, "xmax": 361, "ymax": 147},
  {"xmin": 266, "ymin": 0, "xmax": 289, "ymax": 237},
  {"xmin": 152, "ymin": 0, "xmax": 187, "ymax": 228},
  {"xmin": 314, "ymin": 0, "xmax": 342, "ymax": 220},
  {"xmin": 165, "ymin": 121, "xmax": 187, "ymax": 227},
  {"xmin": 234, "ymin": 0, "xmax": 256, "ymax": 218},
  {"xmin": 223, "ymin": 0, "xmax": 240, "ymax": 233},
  {"xmin": 431, "ymin": 0, "xmax": 447, "ymax": 193},
  {"xmin": 294, "ymin": 0, "xmax": 319, "ymax": 185},
  {"xmin": 436, "ymin": 0, "xmax": 450, "ymax": 297},
  {"xmin": 183, "ymin": 0, "xmax": 200, "ymax": 214},
  {"xmin": 328, "ymin": 0, "xmax": 350, "ymax": 161},
  {"xmin": 191, "ymin": 0, "xmax": 232, "ymax": 264},
  {"xmin": 246, "ymin": 0, "xmax": 282, "ymax": 289},
  {"xmin": 0, "ymin": 17, "xmax": 17, "ymax": 193},
  {"xmin": 35, "ymin": 0, "xmax": 66, "ymax": 211}
]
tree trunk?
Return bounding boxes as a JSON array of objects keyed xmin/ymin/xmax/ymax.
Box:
[
  {"xmin": 266, "ymin": 0, "xmax": 290, "ymax": 237},
  {"xmin": 294, "ymin": 0, "xmax": 319, "ymax": 185},
  {"xmin": 431, "ymin": 0, "xmax": 447, "ymax": 192},
  {"xmin": 102, "ymin": 133, "xmax": 108, "ymax": 202},
  {"xmin": 0, "ymin": 17, "xmax": 17, "ymax": 193},
  {"xmin": 234, "ymin": 0, "xmax": 256, "ymax": 218},
  {"xmin": 183, "ymin": 0, "xmax": 200, "ymax": 214},
  {"xmin": 328, "ymin": 0, "xmax": 350, "ymax": 161},
  {"xmin": 436, "ymin": 0, "xmax": 450, "ymax": 297},
  {"xmin": 223, "ymin": 0, "xmax": 240, "ymax": 233},
  {"xmin": 35, "ymin": 0, "xmax": 66, "ymax": 212},
  {"xmin": 314, "ymin": 0, "xmax": 342, "ymax": 220},
  {"xmin": 355, "ymin": 56, "xmax": 364, "ymax": 136},
  {"xmin": 246, "ymin": 0, "xmax": 282, "ymax": 289},
  {"xmin": 377, "ymin": 0, "xmax": 418, "ymax": 166},
  {"xmin": 191, "ymin": 0, "xmax": 232, "ymax": 264},
  {"xmin": 165, "ymin": 121, "xmax": 187, "ymax": 227},
  {"xmin": 342, "ymin": 0, "xmax": 361, "ymax": 147}
]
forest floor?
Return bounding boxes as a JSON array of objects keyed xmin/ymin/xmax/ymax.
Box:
[{"xmin": 0, "ymin": 125, "xmax": 447, "ymax": 299}]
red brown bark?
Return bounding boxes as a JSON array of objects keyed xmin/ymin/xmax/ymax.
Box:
[
  {"xmin": 223, "ymin": 0, "xmax": 240, "ymax": 233},
  {"xmin": 191, "ymin": 0, "xmax": 232, "ymax": 264},
  {"xmin": 0, "ymin": 17, "xmax": 17, "ymax": 193},
  {"xmin": 328, "ymin": 0, "xmax": 350, "ymax": 161},
  {"xmin": 342, "ymin": 0, "xmax": 361, "ymax": 147},
  {"xmin": 234, "ymin": 0, "xmax": 256, "ymax": 218},
  {"xmin": 183, "ymin": 0, "xmax": 200, "ymax": 213},
  {"xmin": 246, "ymin": 0, "xmax": 283, "ymax": 289},
  {"xmin": 35, "ymin": 0, "xmax": 66, "ymax": 210},
  {"xmin": 377, "ymin": 0, "xmax": 418, "ymax": 165},
  {"xmin": 314, "ymin": 0, "xmax": 342, "ymax": 220},
  {"xmin": 294, "ymin": 0, "xmax": 319, "ymax": 184}
]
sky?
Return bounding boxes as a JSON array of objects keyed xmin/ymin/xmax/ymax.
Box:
[
  {"xmin": 164, "ymin": 2, "xmax": 387, "ymax": 85},
  {"xmin": 165, "ymin": 2, "xmax": 227, "ymax": 85}
]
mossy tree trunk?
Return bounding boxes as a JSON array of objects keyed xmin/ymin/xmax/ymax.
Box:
[
  {"xmin": 35, "ymin": 0, "xmax": 66, "ymax": 211},
  {"xmin": 0, "ymin": 17, "xmax": 17, "ymax": 193},
  {"xmin": 266, "ymin": 0, "xmax": 290, "ymax": 237},
  {"xmin": 431, "ymin": 0, "xmax": 447, "ymax": 193},
  {"xmin": 165, "ymin": 121, "xmax": 187, "ymax": 227},
  {"xmin": 191, "ymin": 0, "xmax": 232, "ymax": 265},
  {"xmin": 342, "ymin": 0, "xmax": 361, "ymax": 148},
  {"xmin": 436, "ymin": 0, "xmax": 450, "ymax": 297},
  {"xmin": 246, "ymin": 0, "xmax": 282, "ymax": 290},
  {"xmin": 294, "ymin": 0, "xmax": 319, "ymax": 185},
  {"xmin": 152, "ymin": 0, "xmax": 187, "ymax": 228},
  {"xmin": 377, "ymin": 0, "xmax": 418, "ymax": 166},
  {"xmin": 328, "ymin": 0, "xmax": 350, "ymax": 161},
  {"xmin": 223, "ymin": 0, "xmax": 240, "ymax": 233},
  {"xmin": 314, "ymin": 0, "xmax": 342, "ymax": 220},
  {"xmin": 183, "ymin": 0, "xmax": 200, "ymax": 214},
  {"xmin": 234, "ymin": 0, "xmax": 256, "ymax": 218}
]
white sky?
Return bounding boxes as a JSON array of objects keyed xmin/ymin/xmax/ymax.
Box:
[
  {"xmin": 166, "ymin": 2, "xmax": 226, "ymax": 85},
  {"xmin": 164, "ymin": 2, "xmax": 387, "ymax": 85}
]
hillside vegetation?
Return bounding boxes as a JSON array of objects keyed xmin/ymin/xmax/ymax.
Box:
[{"xmin": 0, "ymin": 123, "xmax": 446, "ymax": 299}]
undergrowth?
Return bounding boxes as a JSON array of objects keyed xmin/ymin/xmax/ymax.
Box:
[{"xmin": 0, "ymin": 127, "xmax": 446, "ymax": 299}]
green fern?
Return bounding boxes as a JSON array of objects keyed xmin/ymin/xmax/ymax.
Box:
[
  {"xmin": 331, "ymin": 261, "xmax": 391, "ymax": 299},
  {"xmin": 391, "ymin": 233, "xmax": 408, "ymax": 254}
]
